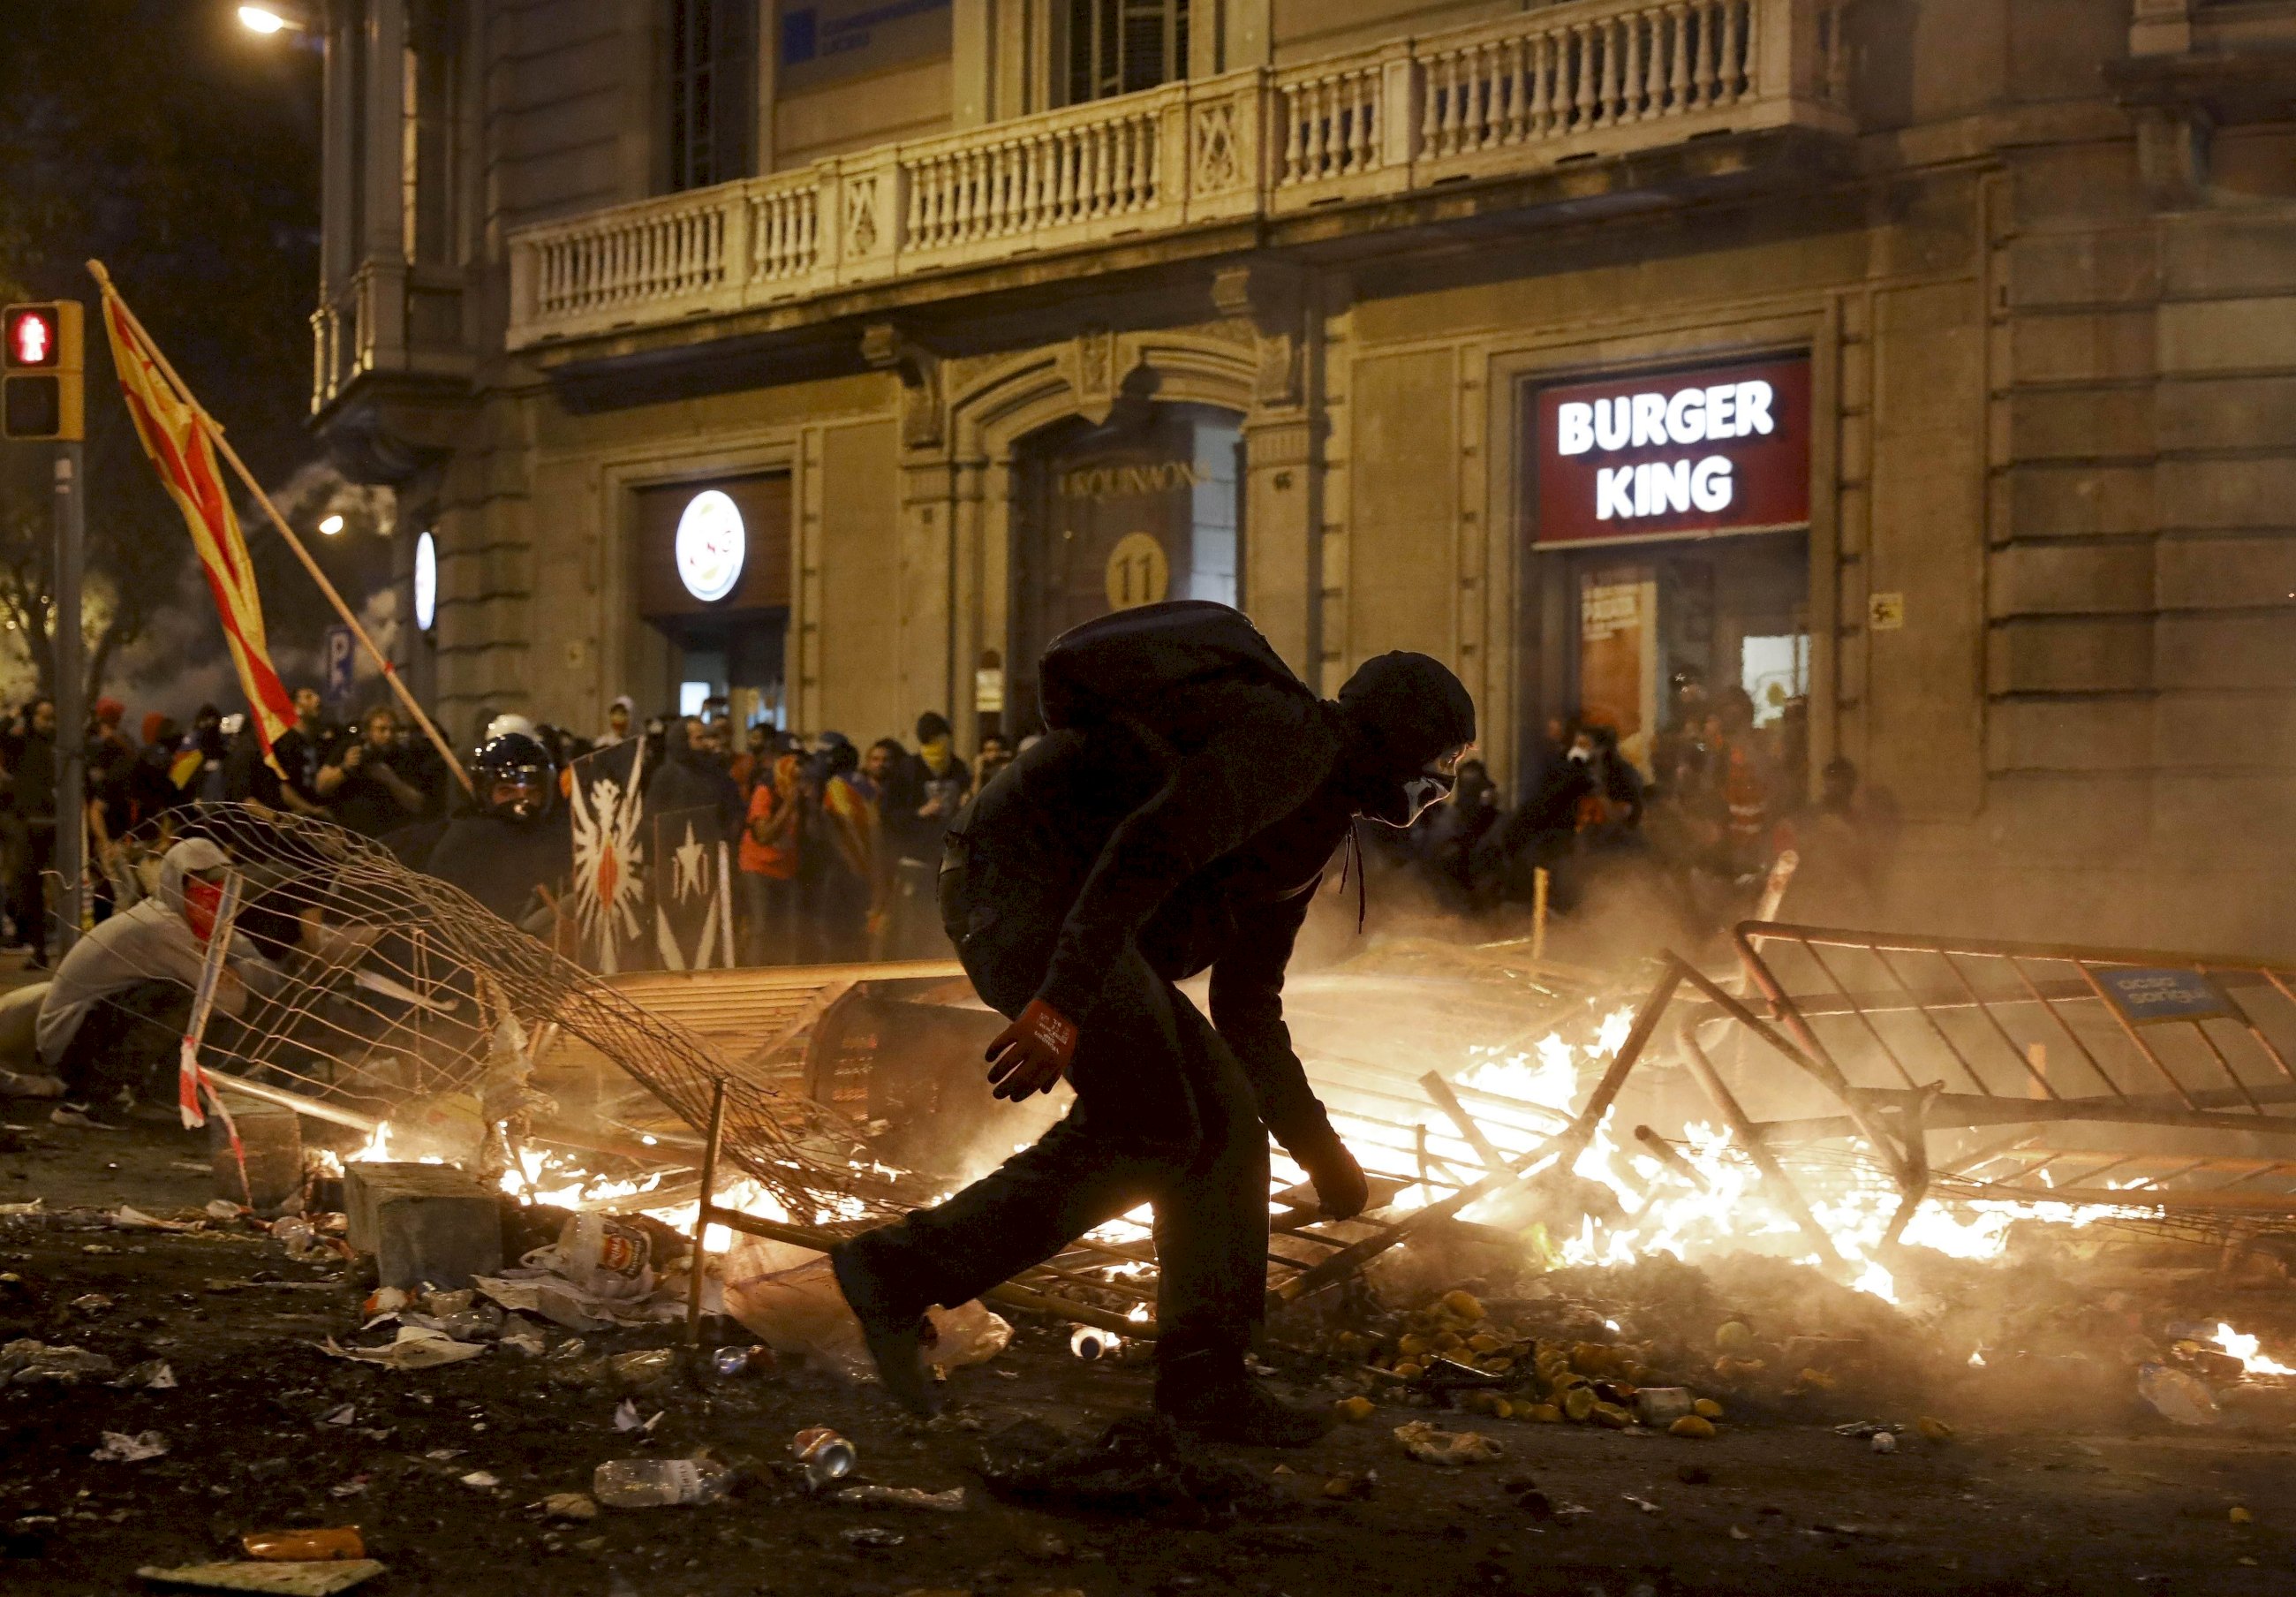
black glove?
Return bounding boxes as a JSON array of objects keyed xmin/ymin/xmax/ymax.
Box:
[{"xmin": 1289, "ymin": 1123, "xmax": 1370, "ymax": 1221}]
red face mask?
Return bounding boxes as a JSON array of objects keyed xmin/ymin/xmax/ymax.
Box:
[{"xmin": 183, "ymin": 874, "xmax": 225, "ymax": 943}]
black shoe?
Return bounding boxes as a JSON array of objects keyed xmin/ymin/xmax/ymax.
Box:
[
  {"xmin": 50, "ymin": 1100, "xmax": 126, "ymax": 1132},
  {"xmin": 829, "ymin": 1240, "xmax": 940, "ymax": 1418}
]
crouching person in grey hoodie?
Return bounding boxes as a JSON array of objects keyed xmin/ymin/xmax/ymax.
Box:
[{"xmin": 37, "ymin": 837, "xmax": 283, "ymax": 1129}]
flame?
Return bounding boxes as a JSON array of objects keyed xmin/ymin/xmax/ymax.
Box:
[
  {"xmin": 1350, "ymin": 1005, "xmax": 2159, "ymax": 1301},
  {"xmin": 346, "ymin": 1121, "xmax": 442, "ymax": 1166},
  {"xmin": 2215, "ymin": 1323, "xmax": 2296, "ymax": 1377}
]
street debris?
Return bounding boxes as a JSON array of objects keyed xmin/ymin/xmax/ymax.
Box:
[
  {"xmin": 240, "ymin": 1530, "xmax": 365, "ymax": 1563},
  {"xmin": 592, "ymin": 1454, "xmax": 734, "ymax": 1508},
  {"xmin": 137, "ymin": 1561, "xmax": 387, "ymax": 1594},
  {"xmin": 90, "ymin": 1430, "xmax": 170, "ymax": 1462},
  {"xmin": 537, "ymin": 1492, "xmax": 601, "ymax": 1523},
  {"xmin": 841, "ymin": 1527, "xmax": 904, "ymax": 1548},
  {"xmin": 1393, "ymin": 1420, "xmax": 1504, "ymax": 1466},
  {"xmin": 791, "ymin": 1427, "xmax": 857, "ymax": 1491},
  {"xmin": 832, "ymin": 1483, "xmax": 968, "ymax": 1511},
  {"xmin": 3, "ymin": 1337, "xmax": 117, "ymax": 1385},
  {"xmin": 319, "ymin": 1325, "xmax": 487, "ymax": 1371}
]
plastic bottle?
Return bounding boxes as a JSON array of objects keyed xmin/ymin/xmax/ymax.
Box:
[
  {"xmin": 1069, "ymin": 1325, "xmax": 1120, "ymax": 1360},
  {"xmin": 591, "ymin": 1455, "xmax": 734, "ymax": 1508}
]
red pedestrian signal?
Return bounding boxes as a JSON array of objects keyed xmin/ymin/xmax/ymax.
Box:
[
  {"xmin": 1, "ymin": 301, "xmax": 83, "ymax": 441},
  {"xmin": 7, "ymin": 307, "xmax": 57, "ymax": 367}
]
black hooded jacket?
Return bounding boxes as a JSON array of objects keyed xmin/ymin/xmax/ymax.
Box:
[{"xmin": 966, "ymin": 633, "xmax": 1474, "ymax": 1156}]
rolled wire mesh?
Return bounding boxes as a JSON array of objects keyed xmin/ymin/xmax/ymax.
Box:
[{"xmin": 83, "ymin": 803, "xmax": 897, "ymax": 1222}]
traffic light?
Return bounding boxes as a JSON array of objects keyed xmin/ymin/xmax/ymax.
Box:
[{"xmin": 2, "ymin": 301, "xmax": 85, "ymax": 442}]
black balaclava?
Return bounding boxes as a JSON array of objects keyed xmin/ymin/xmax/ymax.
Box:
[{"xmin": 1336, "ymin": 652, "xmax": 1477, "ymax": 827}]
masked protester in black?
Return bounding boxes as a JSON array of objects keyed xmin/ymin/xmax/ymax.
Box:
[
  {"xmin": 833, "ymin": 613, "xmax": 1475, "ymax": 1445},
  {"xmin": 413, "ymin": 733, "xmax": 573, "ymax": 931}
]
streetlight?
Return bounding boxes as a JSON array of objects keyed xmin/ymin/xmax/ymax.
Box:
[
  {"xmin": 318, "ymin": 513, "xmax": 344, "ymax": 536},
  {"xmin": 237, "ymin": 4, "xmax": 309, "ymax": 34}
]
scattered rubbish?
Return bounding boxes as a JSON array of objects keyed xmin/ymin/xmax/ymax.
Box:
[
  {"xmin": 2137, "ymin": 1364, "xmax": 2221, "ymax": 1428},
  {"xmin": 538, "ymin": 1493, "xmax": 600, "ymax": 1523},
  {"xmin": 1869, "ymin": 1432, "xmax": 1898, "ymax": 1455},
  {"xmin": 1393, "ymin": 1420, "xmax": 1503, "ymax": 1467},
  {"xmin": 327, "ymin": 1480, "xmax": 370, "ymax": 1500},
  {"xmin": 92, "ymin": 1429, "xmax": 170, "ymax": 1462},
  {"xmin": 498, "ymin": 1323, "xmax": 547, "ymax": 1358},
  {"xmin": 202, "ymin": 1200, "xmax": 243, "ymax": 1222},
  {"xmin": 272, "ymin": 1217, "xmax": 321, "ymax": 1260},
  {"xmin": 241, "ymin": 1529, "xmax": 365, "ymax": 1563},
  {"xmin": 1322, "ymin": 1471, "xmax": 1378, "ymax": 1501},
  {"xmin": 841, "ymin": 1527, "xmax": 904, "ymax": 1548},
  {"xmin": 2230, "ymin": 1505, "xmax": 2253, "ymax": 1525},
  {"xmin": 136, "ymin": 1560, "xmax": 387, "ymax": 1593},
  {"xmin": 319, "ymin": 1325, "xmax": 487, "ymax": 1371},
  {"xmin": 607, "ymin": 1347, "xmax": 677, "ymax": 1391},
  {"xmin": 711, "ymin": 1343, "xmax": 772, "ymax": 1378},
  {"xmin": 360, "ymin": 1288, "xmax": 409, "ymax": 1319},
  {"xmin": 592, "ymin": 1455, "xmax": 734, "ymax": 1509},
  {"xmin": 1069, "ymin": 1325, "xmax": 1121, "ymax": 1360},
  {"xmin": 1334, "ymin": 1396, "xmax": 1376, "ymax": 1422},
  {"xmin": 975, "ymin": 1416, "xmax": 1276, "ymax": 1518},
  {"xmin": 321, "ymin": 1404, "xmax": 356, "ymax": 1427},
  {"xmin": 1624, "ymin": 1495, "xmax": 1663, "ymax": 1515},
  {"xmin": 552, "ymin": 1212, "xmax": 655, "ymax": 1298},
  {"xmin": 1, "ymin": 1339, "xmax": 115, "ymax": 1385},
  {"xmin": 1634, "ymin": 1388, "xmax": 1694, "ymax": 1427},
  {"xmin": 459, "ymin": 1471, "xmax": 501, "ymax": 1490},
  {"xmin": 1915, "ymin": 1416, "xmax": 1954, "ymax": 1442},
  {"xmin": 1728, "ymin": 1526, "xmax": 1750, "ymax": 1540},
  {"xmin": 792, "ymin": 1427, "xmax": 857, "ymax": 1491},
  {"xmin": 1831, "ymin": 1421, "xmax": 1902, "ymax": 1440},
  {"xmin": 721, "ymin": 1236, "xmax": 1010, "ymax": 1379},
  {"xmin": 1694, "ymin": 1398, "xmax": 1725, "ymax": 1420},
  {"xmin": 613, "ymin": 1398, "xmax": 662, "ymax": 1434},
  {"xmin": 111, "ymin": 1207, "xmax": 196, "ymax": 1232},
  {"xmin": 832, "ymin": 1484, "xmax": 967, "ymax": 1511},
  {"xmin": 1669, "ymin": 1416, "xmax": 1717, "ymax": 1440},
  {"xmin": 110, "ymin": 1359, "xmax": 177, "ymax": 1391}
]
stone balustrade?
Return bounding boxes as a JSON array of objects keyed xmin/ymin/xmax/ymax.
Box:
[{"xmin": 498, "ymin": 0, "xmax": 1852, "ymax": 352}]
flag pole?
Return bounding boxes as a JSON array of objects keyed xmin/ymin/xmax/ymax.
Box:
[{"xmin": 86, "ymin": 261, "xmax": 473, "ymax": 799}]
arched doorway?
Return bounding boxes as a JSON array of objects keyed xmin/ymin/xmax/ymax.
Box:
[{"xmin": 1001, "ymin": 401, "xmax": 1242, "ymax": 732}]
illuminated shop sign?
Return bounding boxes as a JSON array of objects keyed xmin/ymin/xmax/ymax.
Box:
[
  {"xmin": 675, "ymin": 489, "xmax": 746, "ymax": 603},
  {"xmin": 1533, "ymin": 356, "xmax": 1810, "ymax": 546},
  {"xmin": 412, "ymin": 530, "xmax": 437, "ymax": 632}
]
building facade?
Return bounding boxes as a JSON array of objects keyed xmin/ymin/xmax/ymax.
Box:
[{"xmin": 311, "ymin": 0, "xmax": 2296, "ymax": 950}]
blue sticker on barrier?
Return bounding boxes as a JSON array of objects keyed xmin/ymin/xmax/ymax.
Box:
[{"xmin": 2095, "ymin": 967, "xmax": 2230, "ymax": 1026}]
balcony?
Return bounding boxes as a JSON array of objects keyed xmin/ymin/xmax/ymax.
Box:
[
  {"xmin": 310, "ymin": 260, "xmax": 472, "ymax": 416},
  {"xmin": 504, "ymin": 0, "xmax": 1853, "ymax": 352}
]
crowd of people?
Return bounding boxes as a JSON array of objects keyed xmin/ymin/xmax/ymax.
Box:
[
  {"xmin": 0, "ymin": 661, "xmax": 1895, "ymax": 977},
  {"xmin": 0, "ymin": 683, "xmax": 1017, "ymax": 975},
  {"xmin": 1388, "ymin": 670, "xmax": 1898, "ymax": 938}
]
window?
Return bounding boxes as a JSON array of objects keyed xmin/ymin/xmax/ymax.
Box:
[
  {"xmin": 400, "ymin": 3, "xmax": 456, "ymax": 266},
  {"xmin": 1066, "ymin": 0, "xmax": 1190, "ymax": 105},
  {"xmin": 667, "ymin": 0, "xmax": 756, "ymax": 193}
]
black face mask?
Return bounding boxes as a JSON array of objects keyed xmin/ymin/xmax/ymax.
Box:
[{"xmin": 1363, "ymin": 748, "xmax": 1470, "ymax": 829}]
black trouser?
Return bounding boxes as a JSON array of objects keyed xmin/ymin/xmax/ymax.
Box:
[
  {"xmin": 56, "ymin": 980, "xmax": 195, "ymax": 1107},
  {"xmin": 11, "ymin": 819, "xmax": 53, "ymax": 957},
  {"xmin": 839, "ymin": 829, "xmax": 1271, "ymax": 1369}
]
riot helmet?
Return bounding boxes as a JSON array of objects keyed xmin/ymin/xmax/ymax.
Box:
[
  {"xmin": 1336, "ymin": 651, "xmax": 1477, "ymax": 828},
  {"xmin": 473, "ymin": 731, "xmax": 556, "ymax": 823}
]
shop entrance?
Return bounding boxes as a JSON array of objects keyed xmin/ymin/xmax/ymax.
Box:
[
  {"xmin": 1536, "ymin": 531, "xmax": 1810, "ymax": 784},
  {"xmin": 1522, "ymin": 353, "xmax": 1816, "ymax": 798},
  {"xmin": 1003, "ymin": 402, "xmax": 1242, "ymax": 734},
  {"xmin": 632, "ymin": 473, "xmax": 792, "ymax": 728}
]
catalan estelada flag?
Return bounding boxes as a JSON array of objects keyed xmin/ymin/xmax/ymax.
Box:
[{"xmin": 95, "ymin": 285, "xmax": 296, "ymax": 772}]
